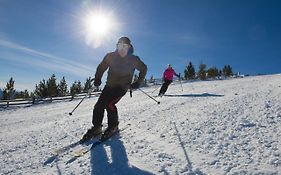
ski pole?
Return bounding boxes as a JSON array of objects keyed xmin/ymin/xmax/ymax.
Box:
[
  {"xmin": 69, "ymin": 95, "xmax": 87, "ymax": 116},
  {"xmin": 130, "ymin": 88, "xmax": 133, "ymax": 98},
  {"xmin": 69, "ymin": 86, "xmax": 98, "ymax": 115},
  {"xmin": 179, "ymin": 78, "xmax": 183, "ymax": 91},
  {"xmin": 151, "ymin": 78, "xmax": 164, "ymax": 94},
  {"xmin": 138, "ymin": 88, "xmax": 160, "ymax": 104},
  {"xmin": 179, "ymin": 73, "xmax": 183, "ymax": 91},
  {"xmin": 151, "ymin": 84, "xmax": 161, "ymax": 94}
]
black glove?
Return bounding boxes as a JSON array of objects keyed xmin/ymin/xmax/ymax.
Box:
[
  {"xmin": 94, "ymin": 79, "xmax": 101, "ymax": 86},
  {"xmin": 131, "ymin": 82, "xmax": 140, "ymax": 89}
]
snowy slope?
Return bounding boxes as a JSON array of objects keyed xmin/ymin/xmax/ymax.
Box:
[{"xmin": 1, "ymin": 74, "xmax": 281, "ymax": 175}]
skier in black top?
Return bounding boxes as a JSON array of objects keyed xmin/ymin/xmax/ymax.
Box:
[{"xmin": 81, "ymin": 37, "xmax": 147, "ymax": 142}]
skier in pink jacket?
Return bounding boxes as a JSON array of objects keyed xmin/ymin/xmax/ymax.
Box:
[{"xmin": 158, "ymin": 64, "xmax": 180, "ymax": 96}]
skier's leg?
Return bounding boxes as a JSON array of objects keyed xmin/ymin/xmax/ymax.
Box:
[
  {"xmin": 159, "ymin": 83, "xmax": 167, "ymax": 95},
  {"xmin": 102, "ymin": 87, "xmax": 126, "ymax": 138},
  {"xmin": 160, "ymin": 80, "xmax": 168, "ymax": 94},
  {"xmin": 92, "ymin": 86, "xmax": 110, "ymax": 126},
  {"xmin": 81, "ymin": 88, "xmax": 110, "ymax": 141},
  {"xmin": 105, "ymin": 87, "xmax": 126, "ymax": 128},
  {"xmin": 106, "ymin": 96, "xmax": 122, "ymax": 128},
  {"xmin": 162, "ymin": 80, "xmax": 173, "ymax": 95}
]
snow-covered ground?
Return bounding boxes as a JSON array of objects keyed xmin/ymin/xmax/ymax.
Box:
[{"xmin": 1, "ymin": 74, "xmax": 281, "ymax": 175}]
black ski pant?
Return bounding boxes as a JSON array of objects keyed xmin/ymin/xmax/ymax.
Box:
[
  {"xmin": 159, "ymin": 79, "xmax": 173, "ymax": 95},
  {"xmin": 92, "ymin": 86, "xmax": 126, "ymax": 128}
]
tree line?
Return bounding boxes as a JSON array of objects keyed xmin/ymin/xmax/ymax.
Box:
[
  {"xmin": 1, "ymin": 62, "xmax": 235, "ymax": 100},
  {"xmin": 0, "ymin": 75, "xmax": 97, "ymax": 101},
  {"xmin": 184, "ymin": 62, "xmax": 233, "ymax": 80}
]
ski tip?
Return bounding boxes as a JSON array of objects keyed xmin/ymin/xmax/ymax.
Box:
[
  {"xmin": 78, "ymin": 140, "xmax": 84, "ymax": 144},
  {"xmin": 79, "ymin": 139, "xmax": 90, "ymax": 145},
  {"xmin": 66, "ymin": 157, "xmax": 77, "ymax": 164},
  {"xmin": 43, "ymin": 155, "xmax": 57, "ymax": 166}
]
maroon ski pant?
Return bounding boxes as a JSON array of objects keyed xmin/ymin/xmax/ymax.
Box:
[{"xmin": 92, "ymin": 86, "xmax": 126, "ymax": 128}]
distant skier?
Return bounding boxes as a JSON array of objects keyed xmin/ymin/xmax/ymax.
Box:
[
  {"xmin": 81, "ymin": 37, "xmax": 147, "ymax": 142},
  {"xmin": 158, "ymin": 64, "xmax": 180, "ymax": 96}
]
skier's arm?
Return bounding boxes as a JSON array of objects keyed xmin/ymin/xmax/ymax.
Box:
[
  {"xmin": 172, "ymin": 69, "xmax": 179, "ymax": 78},
  {"xmin": 135, "ymin": 56, "xmax": 147, "ymax": 84},
  {"xmin": 94, "ymin": 54, "xmax": 110, "ymax": 80},
  {"xmin": 174, "ymin": 72, "xmax": 180, "ymax": 78},
  {"xmin": 162, "ymin": 70, "xmax": 167, "ymax": 81}
]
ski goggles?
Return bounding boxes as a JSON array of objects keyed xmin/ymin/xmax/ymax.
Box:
[{"xmin": 117, "ymin": 43, "xmax": 130, "ymax": 50}]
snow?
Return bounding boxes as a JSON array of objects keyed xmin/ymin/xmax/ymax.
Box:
[{"xmin": 1, "ymin": 74, "xmax": 281, "ymax": 175}]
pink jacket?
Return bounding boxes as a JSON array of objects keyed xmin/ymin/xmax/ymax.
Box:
[{"xmin": 163, "ymin": 68, "xmax": 177, "ymax": 81}]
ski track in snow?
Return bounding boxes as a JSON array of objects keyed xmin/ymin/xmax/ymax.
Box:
[{"xmin": 1, "ymin": 74, "xmax": 281, "ymax": 175}]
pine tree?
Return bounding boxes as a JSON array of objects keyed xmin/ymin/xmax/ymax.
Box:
[
  {"xmin": 47, "ymin": 74, "xmax": 58, "ymax": 99},
  {"xmin": 222, "ymin": 65, "xmax": 233, "ymax": 77},
  {"xmin": 3, "ymin": 77, "xmax": 16, "ymax": 100},
  {"xmin": 83, "ymin": 77, "xmax": 92, "ymax": 93},
  {"xmin": 2, "ymin": 90, "xmax": 8, "ymax": 100},
  {"xmin": 34, "ymin": 84, "xmax": 40, "ymax": 98},
  {"xmin": 143, "ymin": 78, "xmax": 148, "ymax": 87},
  {"xmin": 70, "ymin": 81, "xmax": 78, "ymax": 100},
  {"xmin": 70, "ymin": 80, "xmax": 82, "ymax": 99},
  {"xmin": 23, "ymin": 89, "xmax": 30, "ymax": 99},
  {"xmin": 34, "ymin": 79, "xmax": 48, "ymax": 98},
  {"xmin": 184, "ymin": 62, "xmax": 196, "ymax": 80},
  {"xmin": 0, "ymin": 89, "xmax": 3, "ymax": 100},
  {"xmin": 77, "ymin": 81, "xmax": 82, "ymax": 94},
  {"xmin": 133, "ymin": 74, "xmax": 138, "ymax": 83},
  {"xmin": 207, "ymin": 67, "xmax": 219, "ymax": 79},
  {"xmin": 58, "ymin": 76, "xmax": 68, "ymax": 97},
  {"xmin": 30, "ymin": 92, "xmax": 36, "ymax": 104},
  {"xmin": 149, "ymin": 75, "xmax": 155, "ymax": 84},
  {"xmin": 198, "ymin": 63, "xmax": 207, "ymax": 80},
  {"xmin": 219, "ymin": 70, "xmax": 222, "ymax": 77},
  {"xmin": 14, "ymin": 90, "xmax": 29, "ymax": 99}
]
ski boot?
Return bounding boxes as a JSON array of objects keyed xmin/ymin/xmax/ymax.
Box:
[
  {"xmin": 158, "ymin": 92, "xmax": 164, "ymax": 97},
  {"xmin": 100, "ymin": 126, "xmax": 119, "ymax": 141},
  {"xmin": 80, "ymin": 126, "xmax": 102, "ymax": 143}
]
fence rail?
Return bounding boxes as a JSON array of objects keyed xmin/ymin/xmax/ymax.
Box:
[{"xmin": 0, "ymin": 91, "xmax": 101, "ymax": 108}]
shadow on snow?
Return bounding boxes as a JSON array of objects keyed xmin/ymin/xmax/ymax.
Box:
[
  {"xmin": 164, "ymin": 93, "xmax": 224, "ymax": 98},
  {"xmin": 90, "ymin": 136, "xmax": 153, "ymax": 175},
  {"xmin": 172, "ymin": 122, "xmax": 206, "ymax": 175}
]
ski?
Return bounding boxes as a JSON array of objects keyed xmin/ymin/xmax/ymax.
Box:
[
  {"xmin": 52, "ymin": 141, "xmax": 81, "ymax": 155},
  {"xmin": 44, "ymin": 136, "xmax": 100, "ymax": 165},
  {"xmin": 66, "ymin": 124, "xmax": 131, "ymax": 164},
  {"xmin": 51, "ymin": 133, "xmax": 102, "ymax": 156}
]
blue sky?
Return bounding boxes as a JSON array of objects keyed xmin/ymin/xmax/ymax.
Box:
[{"xmin": 0, "ymin": 0, "xmax": 281, "ymax": 91}]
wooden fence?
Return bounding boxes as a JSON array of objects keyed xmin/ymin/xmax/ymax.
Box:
[
  {"xmin": 0, "ymin": 80, "xmax": 188, "ymax": 108},
  {"xmin": 0, "ymin": 91, "xmax": 101, "ymax": 108}
]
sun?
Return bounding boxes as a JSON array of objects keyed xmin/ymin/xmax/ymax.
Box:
[
  {"xmin": 82, "ymin": 10, "xmax": 116, "ymax": 48},
  {"xmin": 85, "ymin": 12, "xmax": 111, "ymax": 36}
]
